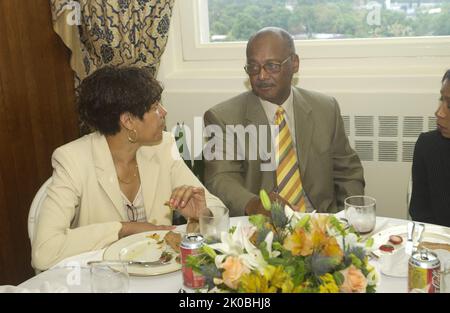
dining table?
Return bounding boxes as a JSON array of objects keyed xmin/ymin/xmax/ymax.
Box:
[{"xmin": 18, "ymin": 212, "xmax": 450, "ymax": 293}]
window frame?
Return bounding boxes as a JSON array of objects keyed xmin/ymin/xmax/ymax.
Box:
[{"xmin": 178, "ymin": 0, "xmax": 450, "ymax": 62}]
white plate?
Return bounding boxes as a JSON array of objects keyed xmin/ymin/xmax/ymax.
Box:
[
  {"xmin": 371, "ymin": 224, "xmax": 450, "ymax": 258},
  {"xmin": 103, "ymin": 231, "xmax": 182, "ymax": 276}
]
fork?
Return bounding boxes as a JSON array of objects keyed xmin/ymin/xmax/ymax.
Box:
[
  {"xmin": 127, "ymin": 252, "xmax": 173, "ymax": 267},
  {"xmin": 92, "ymin": 252, "xmax": 174, "ymax": 268}
]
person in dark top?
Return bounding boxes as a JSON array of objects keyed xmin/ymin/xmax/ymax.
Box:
[{"xmin": 409, "ymin": 69, "xmax": 450, "ymax": 227}]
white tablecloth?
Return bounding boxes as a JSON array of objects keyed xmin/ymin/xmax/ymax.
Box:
[{"xmin": 17, "ymin": 214, "xmax": 420, "ymax": 293}]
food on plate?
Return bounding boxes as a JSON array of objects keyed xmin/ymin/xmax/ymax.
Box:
[
  {"xmin": 418, "ymin": 242, "xmax": 450, "ymax": 252},
  {"xmin": 164, "ymin": 231, "xmax": 182, "ymax": 252},
  {"xmin": 146, "ymin": 233, "xmax": 160, "ymax": 241},
  {"xmin": 388, "ymin": 235, "xmax": 403, "ymax": 245},
  {"xmin": 379, "ymin": 244, "xmax": 395, "ymax": 253}
]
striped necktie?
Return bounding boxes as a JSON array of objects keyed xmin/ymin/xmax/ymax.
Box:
[{"xmin": 274, "ymin": 107, "xmax": 306, "ymax": 212}]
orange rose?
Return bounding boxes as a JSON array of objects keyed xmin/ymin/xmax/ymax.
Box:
[
  {"xmin": 340, "ymin": 265, "xmax": 367, "ymax": 293},
  {"xmin": 221, "ymin": 256, "xmax": 250, "ymax": 289}
]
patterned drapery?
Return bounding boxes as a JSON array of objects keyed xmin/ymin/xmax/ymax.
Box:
[{"xmin": 50, "ymin": 0, "xmax": 175, "ymax": 81}]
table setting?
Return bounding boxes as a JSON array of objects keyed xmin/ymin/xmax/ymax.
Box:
[{"xmin": 16, "ymin": 193, "xmax": 450, "ymax": 293}]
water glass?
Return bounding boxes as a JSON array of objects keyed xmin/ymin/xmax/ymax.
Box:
[
  {"xmin": 90, "ymin": 261, "xmax": 129, "ymax": 293},
  {"xmin": 199, "ymin": 206, "xmax": 229, "ymax": 243},
  {"xmin": 344, "ymin": 195, "xmax": 376, "ymax": 234}
]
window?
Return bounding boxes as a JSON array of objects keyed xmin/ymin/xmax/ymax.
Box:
[
  {"xmin": 178, "ymin": 0, "xmax": 450, "ymax": 62},
  {"xmin": 207, "ymin": 0, "xmax": 450, "ymax": 43}
]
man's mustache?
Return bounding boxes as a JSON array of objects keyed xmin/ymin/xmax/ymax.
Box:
[{"xmin": 256, "ymin": 82, "xmax": 275, "ymax": 88}]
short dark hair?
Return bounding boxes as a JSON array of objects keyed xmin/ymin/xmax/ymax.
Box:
[
  {"xmin": 246, "ymin": 27, "xmax": 296, "ymax": 57},
  {"xmin": 78, "ymin": 66, "xmax": 163, "ymax": 135},
  {"xmin": 442, "ymin": 69, "xmax": 450, "ymax": 83}
]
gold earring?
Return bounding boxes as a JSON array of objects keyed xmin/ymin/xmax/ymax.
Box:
[{"xmin": 127, "ymin": 129, "xmax": 138, "ymax": 143}]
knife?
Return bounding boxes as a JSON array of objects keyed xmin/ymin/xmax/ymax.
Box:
[
  {"xmin": 405, "ymin": 222, "xmax": 415, "ymax": 255},
  {"xmin": 413, "ymin": 223, "xmax": 425, "ymax": 252}
]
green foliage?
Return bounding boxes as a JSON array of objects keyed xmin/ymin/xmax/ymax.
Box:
[
  {"xmin": 310, "ymin": 254, "xmax": 340, "ymax": 276},
  {"xmin": 295, "ymin": 214, "xmax": 311, "ymax": 229},
  {"xmin": 259, "ymin": 190, "xmax": 272, "ymax": 211},
  {"xmin": 208, "ymin": 0, "xmax": 450, "ymax": 41},
  {"xmin": 249, "ymin": 214, "xmax": 268, "ymax": 229},
  {"xmin": 333, "ymin": 271, "xmax": 345, "ymax": 286},
  {"xmin": 271, "ymin": 201, "xmax": 288, "ymax": 229}
]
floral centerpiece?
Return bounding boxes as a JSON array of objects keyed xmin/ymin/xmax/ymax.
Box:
[{"xmin": 187, "ymin": 190, "xmax": 378, "ymax": 293}]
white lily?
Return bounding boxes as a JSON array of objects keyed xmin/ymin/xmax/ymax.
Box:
[
  {"xmin": 336, "ymin": 232, "xmax": 369, "ymax": 253},
  {"xmin": 284, "ymin": 205, "xmax": 301, "ymax": 227},
  {"xmin": 209, "ymin": 223, "xmax": 262, "ymax": 270},
  {"xmin": 263, "ymin": 231, "xmax": 280, "ymax": 258}
]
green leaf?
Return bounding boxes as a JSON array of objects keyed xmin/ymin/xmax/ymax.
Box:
[
  {"xmin": 272, "ymin": 242, "xmax": 284, "ymax": 251},
  {"xmin": 333, "ymin": 272, "xmax": 345, "ymax": 286},
  {"xmin": 295, "ymin": 215, "xmax": 311, "ymax": 229},
  {"xmin": 329, "ymin": 216, "xmax": 345, "ymax": 235},
  {"xmin": 365, "ymin": 237, "xmax": 374, "ymax": 248},
  {"xmin": 259, "ymin": 241, "xmax": 269, "ymax": 259},
  {"xmin": 202, "ymin": 245, "xmax": 217, "ymax": 259},
  {"xmin": 249, "ymin": 214, "xmax": 268, "ymax": 229},
  {"xmin": 259, "ymin": 189, "xmax": 272, "ymax": 211},
  {"xmin": 349, "ymin": 253, "xmax": 363, "ymax": 268}
]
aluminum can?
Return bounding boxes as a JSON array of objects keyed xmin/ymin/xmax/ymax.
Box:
[
  {"xmin": 408, "ymin": 250, "xmax": 440, "ymax": 293},
  {"xmin": 180, "ymin": 233, "xmax": 205, "ymax": 288}
]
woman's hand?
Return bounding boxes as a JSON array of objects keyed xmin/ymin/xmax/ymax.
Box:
[
  {"xmin": 119, "ymin": 222, "xmax": 175, "ymax": 239},
  {"xmin": 169, "ymin": 186, "xmax": 207, "ymax": 220}
]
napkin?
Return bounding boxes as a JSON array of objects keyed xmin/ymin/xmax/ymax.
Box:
[
  {"xmin": 51, "ymin": 249, "xmax": 105, "ymax": 269},
  {"xmin": 380, "ymin": 247, "xmax": 409, "ymax": 277},
  {"xmin": 380, "ymin": 247, "xmax": 450, "ymax": 278}
]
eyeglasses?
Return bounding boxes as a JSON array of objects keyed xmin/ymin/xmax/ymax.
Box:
[
  {"xmin": 127, "ymin": 204, "xmax": 138, "ymax": 222},
  {"xmin": 244, "ymin": 55, "xmax": 292, "ymax": 76}
]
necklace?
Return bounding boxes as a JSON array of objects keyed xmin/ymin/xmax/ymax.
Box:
[{"xmin": 117, "ymin": 164, "xmax": 139, "ymax": 185}]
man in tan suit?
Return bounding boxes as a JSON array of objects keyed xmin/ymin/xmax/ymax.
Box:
[{"xmin": 204, "ymin": 27, "xmax": 364, "ymax": 217}]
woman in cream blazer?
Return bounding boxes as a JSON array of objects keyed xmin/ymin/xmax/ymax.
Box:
[{"xmin": 32, "ymin": 67, "xmax": 225, "ymax": 270}]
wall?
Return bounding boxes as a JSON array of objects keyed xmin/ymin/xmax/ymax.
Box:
[
  {"xmin": 0, "ymin": 0, "xmax": 79, "ymax": 285},
  {"xmin": 158, "ymin": 1, "xmax": 450, "ymax": 220}
]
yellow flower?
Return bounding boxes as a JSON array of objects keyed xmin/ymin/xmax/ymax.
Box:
[
  {"xmin": 322, "ymin": 236, "xmax": 344, "ymax": 261},
  {"xmin": 318, "ymin": 273, "xmax": 339, "ymax": 293},
  {"xmin": 239, "ymin": 273, "xmax": 277, "ymax": 293},
  {"xmin": 311, "ymin": 214, "xmax": 330, "ymax": 233},
  {"xmin": 221, "ymin": 256, "xmax": 250, "ymax": 289},
  {"xmin": 283, "ymin": 228, "xmax": 313, "ymax": 256},
  {"xmin": 339, "ymin": 265, "xmax": 368, "ymax": 293},
  {"xmin": 264, "ymin": 265, "xmax": 292, "ymax": 290}
]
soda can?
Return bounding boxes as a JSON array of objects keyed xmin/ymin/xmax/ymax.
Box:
[
  {"xmin": 180, "ymin": 233, "xmax": 205, "ymax": 289},
  {"xmin": 408, "ymin": 249, "xmax": 441, "ymax": 293}
]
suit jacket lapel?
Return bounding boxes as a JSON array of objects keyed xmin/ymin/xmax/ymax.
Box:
[
  {"xmin": 292, "ymin": 88, "xmax": 313, "ymax": 176},
  {"xmin": 91, "ymin": 133, "xmax": 127, "ymax": 219},
  {"xmin": 245, "ymin": 92, "xmax": 276, "ymax": 191}
]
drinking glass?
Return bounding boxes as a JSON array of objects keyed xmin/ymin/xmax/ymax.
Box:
[
  {"xmin": 344, "ymin": 195, "xmax": 376, "ymax": 234},
  {"xmin": 90, "ymin": 261, "xmax": 129, "ymax": 293},
  {"xmin": 199, "ymin": 206, "xmax": 229, "ymax": 243}
]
